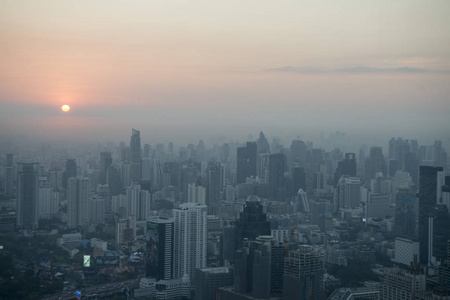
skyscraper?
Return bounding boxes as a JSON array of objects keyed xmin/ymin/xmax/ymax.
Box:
[
  {"xmin": 418, "ymin": 166, "xmax": 443, "ymax": 265},
  {"xmin": 334, "ymin": 153, "xmax": 357, "ymax": 186},
  {"xmin": 268, "ymin": 153, "xmax": 286, "ymax": 200},
  {"xmin": 173, "ymin": 203, "xmax": 207, "ymax": 285},
  {"xmin": 4, "ymin": 153, "xmax": 14, "ymax": 200},
  {"xmin": 290, "ymin": 140, "xmax": 306, "ymax": 167},
  {"xmin": 99, "ymin": 152, "xmax": 112, "ymax": 185},
  {"xmin": 236, "ymin": 142, "xmax": 257, "ymax": 184},
  {"xmin": 67, "ymin": 177, "xmax": 90, "ymax": 228},
  {"xmin": 16, "ymin": 162, "xmax": 39, "ymax": 230},
  {"xmin": 234, "ymin": 195, "xmax": 271, "ymax": 250},
  {"xmin": 62, "ymin": 158, "xmax": 76, "ymax": 189},
  {"xmin": 130, "ymin": 128, "xmax": 141, "ymax": 183},
  {"xmin": 146, "ymin": 216, "xmax": 174, "ymax": 280}
]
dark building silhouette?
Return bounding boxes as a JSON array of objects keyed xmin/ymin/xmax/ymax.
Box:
[
  {"xmin": 16, "ymin": 162, "xmax": 39, "ymax": 230},
  {"xmin": 290, "ymin": 165, "xmax": 306, "ymax": 196},
  {"xmin": 130, "ymin": 128, "xmax": 141, "ymax": 183},
  {"xmin": 364, "ymin": 146, "xmax": 387, "ymax": 182},
  {"xmin": 268, "ymin": 153, "xmax": 285, "ymax": 200},
  {"xmin": 237, "ymin": 142, "xmax": 257, "ymax": 184},
  {"xmin": 256, "ymin": 131, "xmax": 270, "ymax": 154},
  {"xmin": 334, "ymin": 153, "xmax": 357, "ymax": 186},
  {"xmin": 234, "ymin": 236, "xmax": 284, "ymax": 298},
  {"xmin": 99, "ymin": 152, "xmax": 112, "ymax": 185},
  {"xmin": 107, "ymin": 165, "xmax": 123, "ymax": 196},
  {"xmin": 146, "ymin": 217, "xmax": 174, "ymax": 280},
  {"xmin": 290, "ymin": 140, "xmax": 307, "ymax": 167},
  {"xmin": 207, "ymin": 162, "xmax": 222, "ymax": 208},
  {"xmin": 195, "ymin": 267, "xmax": 234, "ymax": 300},
  {"xmin": 394, "ymin": 188, "xmax": 417, "ymax": 239},
  {"xmin": 431, "ymin": 205, "xmax": 450, "ymax": 263},
  {"xmin": 419, "ymin": 166, "xmax": 443, "ymax": 265},
  {"xmin": 235, "ymin": 196, "xmax": 271, "ymax": 250},
  {"xmin": 62, "ymin": 158, "xmax": 77, "ymax": 189},
  {"xmin": 4, "ymin": 153, "xmax": 14, "ymax": 200},
  {"xmin": 310, "ymin": 199, "xmax": 333, "ymax": 232}
]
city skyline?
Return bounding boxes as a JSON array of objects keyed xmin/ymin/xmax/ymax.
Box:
[{"xmin": 1, "ymin": 1, "xmax": 450, "ymax": 145}]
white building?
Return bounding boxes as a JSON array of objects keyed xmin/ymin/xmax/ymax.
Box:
[
  {"xmin": 38, "ymin": 187, "xmax": 59, "ymax": 219},
  {"xmin": 173, "ymin": 203, "xmax": 207, "ymax": 286},
  {"xmin": 187, "ymin": 183, "xmax": 206, "ymax": 205}
]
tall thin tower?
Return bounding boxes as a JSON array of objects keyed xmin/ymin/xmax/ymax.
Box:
[
  {"xmin": 130, "ymin": 129, "xmax": 141, "ymax": 183},
  {"xmin": 67, "ymin": 177, "xmax": 90, "ymax": 228},
  {"xmin": 16, "ymin": 163, "xmax": 39, "ymax": 230}
]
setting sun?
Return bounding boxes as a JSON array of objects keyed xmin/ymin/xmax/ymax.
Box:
[{"xmin": 61, "ymin": 104, "xmax": 70, "ymax": 112}]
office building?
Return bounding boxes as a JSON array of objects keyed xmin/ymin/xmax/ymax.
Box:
[
  {"xmin": 268, "ymin": 153, "xmax": 286, "ymax": 200},
  {"xmin": 236, "ymin": 142, "xmax": 257, "ymax": 184},
  {"xmin": 62, "ymin": 158, "xmax": 77, "ymax": 189},
  {"xmin": 16, "ymin": 162, "xmax": 39, "ymax": 230},
  {"xmin": 188, "ymin": 183, "xmax": 206, "ymax": 205},
  {"xmin": 67, "ymin": 177, "xmax": 90, "ymax": 228},
  {"xmin": 290, "ymin": 140, "xmax": 307, "ymax": 168},
  {"xmin": 418, "ymin": 166, "xmax": 443, "ymax": 265},
  {"xmin": 234, "ymin": 195, "xmax": 271, "ymax": 250},
  {"xmin": 283, "ymin": 245, "xmax": 324, "ymax": 300},
  {"xmin": 334, "ymin": 153, "xmax": 357, "ymax": 186},
  {"xmin": 195, "ymin": 267, "xmax": 234, "ymax": 300},
  {"xmin": 4, "ymin": 153, "xmax": 14, "ymax": 200},
  {"xmin": 130, "ymin": 128, "xmax": 141, "ymax": 183},
  {"xmin": 146, "ymin": 217, "xmax": 174, "ymax": 280}
]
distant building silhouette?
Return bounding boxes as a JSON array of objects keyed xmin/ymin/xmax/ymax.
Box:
[
  {"xmin": 4, "ymin": 153, "xmax": 14, "ymax": 200},
  {"xmin": 268, "ymin": 153, "xmax": 286, "ymax": 201},
  {"xmin": 334, "ymin": 153, "xmax": 356, "ymax": 186},
  {"xmin": 237, "ymin": 142, "xmax": 257, "ymax": 184},
  {"xmin": 16, "ymin": 162, "xmax": 39, "ymax": 230},
  {"xmin": 290, "ymin": 140, "xmax": 306, "ymax": 168},
  {"xmin": 130, "ymin": 128, "xmax": 141, "ymax": 183},
  {"xmin": 99, "ymin": 152, "xmax": 112, "ymax": 185},
  {"xmin": 62, "ymin": 158, "xmax": 76, "ymax": 189},
  {"xmin": 67, "ymin": 177, "xmax": 90, "ymax": 228},
  {"xmin": 418, "ymin": 166, "xmax": 443, "ymax": 265}
]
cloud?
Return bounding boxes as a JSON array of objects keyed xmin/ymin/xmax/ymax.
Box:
[{"xmin": 265, "ymin": 65, "xmax": 450, "ymax": 74}]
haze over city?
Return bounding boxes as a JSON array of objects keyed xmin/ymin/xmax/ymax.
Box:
[{"xmin": 1, "ymin": 1, "xmax": 450, "ymax": 145}]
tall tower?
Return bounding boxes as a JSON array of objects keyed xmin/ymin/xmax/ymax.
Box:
[
  {"xmin": 146, "ymin": 217, "xmax": 174, "ymax": 280},
  {"xmin": 236, "ymin": 142, "xmax": 257, "ymax": 184},
  {"xmin": 4, "ymin": 153, "xmax": 14, "ymax": 200},
  {"xmin": 16, "ymin": 163, "xmax": 39, "ymax": 230},
  {"xmin": 67, "ymin": 177, "xmax": 90, "ymax": 228},
  {"xmin": 419, "ymin": 166, "xmax": 443, "ymax": 265},
  {"xmin": 268, "ymin": 153, "xmax": 285, "ymax": 200},
  {"xmin": 62, "ymin": 158, "xmax": 77, "ymax": 189},
  {"xmin": 130, "ymin": 128, "xmax": 141, "ymax": 183},
  {"xmin": 234, "ymin": 196, "xmax": 271, "ymax": 250},
  {"xmin": 173, "ymin": 203, "xmax": 207, "ymax": 285},
  {"xmin": 99, "ymin": 152, "xmax": 112, "ymax": 185},
  {"xmin": 290, "ymin": 140, "xmax": 306, "ymax": 167}
]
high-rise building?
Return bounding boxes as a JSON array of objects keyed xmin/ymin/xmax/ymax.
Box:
[
  {"xmin": 38, "ymin": 186, "xmax": 59, "ymax": 219},
  {"xmin": 268, "ymin": 153, "xmax": 285, "ymax": 200},
  {"xmin": 236, "ymin": 142, "xmax": 257, "ymax": 184},
  {"xmin": 4, "ymin": 153, "xmax": 14, "ymax": 200},
  {"xmin": 418, "ymin": 166, "xmax": 443, "ymax": 265},
  {"xmin": 310, "ymin": 199, "xmax": 333, "ymax": 232},
  {"xmin": 130, "ymin": 128, "xmax": 141, "ymax": 183},
  {"xmin": 380, "ymin": 256, "xmax": 425, "ymax": 300},
  {"xmin": 62, "ymin": 158, "xmax": 77, "ymax": 189},
  {"xmin": 173, "ymin": 203, "xmax": 207, "ymax": 286},
  {"xmin": 334, "ymin": 153, "xmax": 357, "ymax": 186},
  {"xmin": 207, "ymin": 163, "xmax": 222, "ymax": 207},
  {"xmin": 146, "ymin": 217, "xmax": 174, "ymax": 281},
  {"xmin": 126, "ymin": 184, "xmax": 141, "ymax": 218},
  {"xmin": 256, "ymin": 131, "xmax": 270, "ymax": 154},
  {"xmin": 188, "ymin": 183, "xmax": 206, "ymax": 205},
  {"xmin": 290, "ymin": 165, "xmax": 306, "ymax": 196},
  {"xmin": 364, "ymin": 147, "xmax": 387, "ymax": 182},
  {"xmin": 99, "ymin": 152, "xmax": 112, "ymax": 185},
  {"xmin": 67, "ymin": 177, "xmax": 90, "ymax": 228},
  {"xmin": 16, "ymin": 163, "xmax": 39, "ymax": 230},
  {"xmin": 394, "ymin": 188, "xmax": 417, "ymax": 239},
  {"xmin": 195, "ymin": 267, "xmax": 234, "ymax": 300},
  {"xmin": 290, "ymin": 140, "xmax": 306, "ymax": 168},
  {"xmin": 234, "ymin": 196, "xmax": 271, "ymax": 250},
  {"xmin": 283, "ymin": 245, "xmax": 325, "ymax": 300},
  {"xmin": 334, "ymin": 176, "xmax": 361, "ymax": 212}
]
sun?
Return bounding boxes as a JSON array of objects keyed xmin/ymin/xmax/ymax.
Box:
[{"xmin": 61, "ymin": 104, "xmax": 70, "ymax": 112}]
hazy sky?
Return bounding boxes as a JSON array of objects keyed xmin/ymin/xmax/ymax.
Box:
[{"xmin": 1, "ymin": 1, "xmax": 449, "ymax": 146}]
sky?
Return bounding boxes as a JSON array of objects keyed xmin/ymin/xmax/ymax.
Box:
[{"xmin": 1, "ymin": 0, "xmax": 450, "ymax": 146}]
